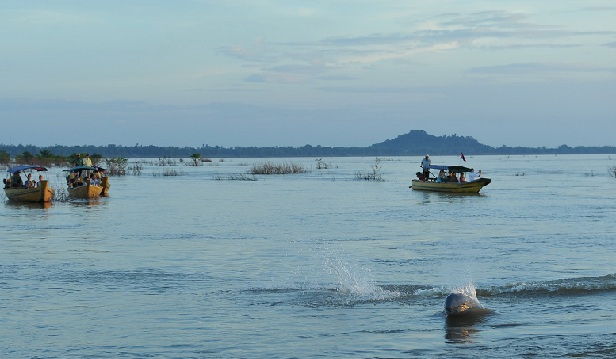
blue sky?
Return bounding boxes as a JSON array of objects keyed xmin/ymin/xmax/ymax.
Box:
[{"xmin": 1, "ymin": 1, "xmax": 615, "ymax": 147}]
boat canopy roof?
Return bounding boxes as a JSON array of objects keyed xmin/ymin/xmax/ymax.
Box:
[
  {"xmin": 64, "ymin": 166, "xmax": 105, "ymax": 172},
  {"xmin": 7, "ymin": 165, "xmax": 48, "ymax": 173},
  {"xmin": 428, "ymin": 165, "xmax": 474, "ymax": 173}
]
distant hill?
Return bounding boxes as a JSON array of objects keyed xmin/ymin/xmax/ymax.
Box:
[
  {"xmin": 369, "ymin": 130, "xmax": 494, "ymax": 155},
  {"xmin": 1, "ymin": 130, "xmax": 615, "ymax": 158}
]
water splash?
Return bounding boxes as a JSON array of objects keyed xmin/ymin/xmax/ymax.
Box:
[
  {"xmin": 451, "ymin": 282, "xmax": 479, "ymax": 299},
  {"xmin": 322, "ymin": 245, "xmax": 400, "ymax": 301}
]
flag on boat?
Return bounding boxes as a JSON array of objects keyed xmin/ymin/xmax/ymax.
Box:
[{"xmin": 460, "ymin": 152, "xmax": 466, "ymax": 162}]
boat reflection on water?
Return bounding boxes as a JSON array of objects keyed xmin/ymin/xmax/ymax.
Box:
[
  {"xmin": 417, "ymin": 189, "xmax": 484, "ymax": 205},
  {"xmin": 69, "ymin": 198, "xmax": 106, "ymax": 207},
  {"xmin": 4, "ymin": 201, "xmax": 53, "ymax": 210},
  {"xmin": 444, "ymin": 312, "xmax": 490, "ymax": 343}
]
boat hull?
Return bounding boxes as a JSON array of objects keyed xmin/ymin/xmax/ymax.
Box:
[
  {"xmin": 411, "ymin": 178, "xmax": 491, "ymax": 193},
  {"xmin": 101, "ymin": 177, "xmax": 110, "ymax": 197},
  {"xmin": 4, "ymin": 180, "xmax": 54, "ymax": 202},
  {"xmin": 68, "ymin": 184, "xmax": 103, "ymax": 199}
]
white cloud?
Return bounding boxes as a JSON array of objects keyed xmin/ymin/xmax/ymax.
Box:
[
  {"xmin": 5, "ymin": 9, "xmax": 101, "ymax": 25},
  {"xmin": 469, "ymin": 62, "xmax": 616, "ymax": 74}
]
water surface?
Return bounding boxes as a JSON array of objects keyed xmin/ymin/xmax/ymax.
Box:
[{"xmin": 1, "ymin": 155, "xmax": 615, "ymax": 358}]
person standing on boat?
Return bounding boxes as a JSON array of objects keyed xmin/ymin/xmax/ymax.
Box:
[{"xmin": 420, "ymin": 155, "xmax": 431, "ymax": 181}]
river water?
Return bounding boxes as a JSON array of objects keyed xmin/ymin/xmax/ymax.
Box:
[{"xmin": 1, "ymin": 155, "xmax": 615, "ymax": 358}]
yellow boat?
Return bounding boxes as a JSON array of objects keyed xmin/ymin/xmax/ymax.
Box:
[
  {"xmin": 65, "ymin": 165, "xmax": 110, "ymax": 199},
  {"xmin": 3, "ymin": 165, "xmax": 54, "ymax": 203},
  {"xmin": 410, "ymin": 165, "xmax": 491, "ymax": 194},
  {"xmin": 411, "ymin": 178, "xmax": 491, "ymax": 193},
  {"xmin": 68, "ymin": 183, "xmax": 104, "ymax": 199}
]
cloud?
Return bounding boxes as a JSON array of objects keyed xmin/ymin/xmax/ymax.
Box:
[
  {"xmin": 469, "ymin": 63, "xmax": 616, "ymax": 75},
  {"xmin": 470, "ymin": 42, "xmax": 582, "ymax": 50},
  {"xmin": 5, "ymin": 9, "xmax": 101, "ymax": 25},
  {"xmin": 0, "ymin": 98, "xmax": 176, "ymax": 112},
  {"xmin": 605, "ymin": 41, "xmax": 616, "ymax": 48},
  {"xmin": 244, "ymin": 74, "xmax": 266, "ymax": 83},
  {"xmin": 218, "ymin": 9, "xmax": 614, "ymax": 84},
  {"xmin": 579, "ymin": 6, "xmax": 616, "ymax": 12}
]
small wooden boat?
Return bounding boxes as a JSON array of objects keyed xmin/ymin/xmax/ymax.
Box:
[
  {"xmin": 65, "ymin": 165, "xmax": 110, "ymax": 199},
  {"xmin": 3, "ymin": 165, "xmax": 54, "ymax": 203},
  {"xmin": 411, "ymin": 178, "xmax": 491, "ymax": 193},
  {"xmin": 411, "ymin": 165, "xmax": 491, "ymax": 194},
  {"xmin": 68, "ymin": 183, "xmax": 104, "ymax": 199}
]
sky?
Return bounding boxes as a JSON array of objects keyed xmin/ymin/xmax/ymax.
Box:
[{"xmin": 1, "ymin": 0, "xmax": 615, "ymax": 148}]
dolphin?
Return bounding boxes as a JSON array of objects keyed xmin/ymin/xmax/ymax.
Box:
[{"xmin": 444, "ymin": 292, "xmax": 483, "ymax": 316}]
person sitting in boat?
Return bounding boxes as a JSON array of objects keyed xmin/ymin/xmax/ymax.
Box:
[
  {"xmin": 459, "ymin": 172, "xmax": 467, "ymax": 183},
  {"xmin": 416, "ymin": 171, "xmax": 427, "ymax": 181},
  {"xmin": 447, "ymin": 171, "xmax": 458, "ymax": 183},
  {"xmin": 89, "ymin": 173, "xmax": 100, "ymax": 186},
  {"xmin": 420, "ymin": 155, "xmax": 431, "ymax": 179},
  {"xmin": 11, "ymin": 172, "xmax": 23, "ymax": 188},
  {"xmin": 436, "ymin": 169, "xmax": 447, "ymax": 183},
  {"xmin": 467, "ymin": 170, "xmax": 480, "ymax": 182},
  {"xmin": 25, "ymin": 173, "xmax": 35, "ymax": 188}
]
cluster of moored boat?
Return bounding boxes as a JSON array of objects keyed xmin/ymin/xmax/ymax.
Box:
[
  {"xmin": 3, "ymin": 156, "xmax": 490, "ymax": 203},
  {"xmin": 3, "ymin": 164, "xmax": 110, "ymax": 203}
]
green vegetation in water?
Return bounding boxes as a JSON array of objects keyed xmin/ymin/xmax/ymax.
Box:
[
  {"xmin": 214, "ymin": 174, "xmax": 257, "ymax": 181},
  {"xmin": 315, "ymin": 158, "xmax": 329, "ymax": 169},
  {"xmin": 250, "ymin": 162, "xmax": 306, "ymax": 175},
  {"xmin": 153, "ymin": 169, "xmax": 183, "ymax": 177},
  {"xmin": 0, "ymin": 150, "xmax": 10, "ymax": 165},
  {"xmin": 128, "ymin": 163, "xmax": 143, "ymax": 176},
  {"xmin": 2, "ymin": 150, "xmax": 103, "ymax": 168},
  {"xmin": 354, "ymin": 158, "xmax": 384, "ymax": 182},
  {"xmin": 105, "ymin": 158, "xmax": 128, "ymax": 176},
  {"xmin": 190, "ymin": 153, "xmax": 201, "ymax": 166}
]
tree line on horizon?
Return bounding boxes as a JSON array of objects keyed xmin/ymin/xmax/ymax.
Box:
[{"xmin": 1, "ymin": 130, "xmax": 615, "ymax": 162}]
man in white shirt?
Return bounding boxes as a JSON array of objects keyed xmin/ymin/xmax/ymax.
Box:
[
  {"xmin": 467, "ymin": 170, "xmax": 481, "ymax": 182},
  {"xmin": 420, "ymin": 155, "xmax": 431, "ymax": 180}
]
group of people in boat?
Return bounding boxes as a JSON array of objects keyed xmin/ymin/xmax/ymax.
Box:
[
  {"xmin": 417, "ymin": 154, "xmax": 481, "ymax": 183},
  {"xmin": 66, "ymin": 170, "xmax": 103, "ymax": 188},
  {"xmin": 3, "ymin": 172, "xmax": 45, "ymax": 189}
]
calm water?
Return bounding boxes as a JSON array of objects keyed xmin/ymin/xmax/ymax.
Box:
[{"xmin": 1, "ymin": 155, "xmax": 615, "ymax": 358}]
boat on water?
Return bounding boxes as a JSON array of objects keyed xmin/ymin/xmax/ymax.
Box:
[
  {"xmin": 65, "ymin": 166, "xmax": 110, "ymax": 199},
  {"xmin": 3, "ymin": 165, "xmax": 54, "ymax": 202},
  {"xmin": 411, "ymin": 165, "xmax": 491, "ymax": 194}
]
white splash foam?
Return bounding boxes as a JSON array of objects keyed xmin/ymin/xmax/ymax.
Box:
[
  {"xmin": 322, "ymin": 247, "xmax": 400, "ymax": 301},
  {"xmin": 450, "ymin": 282, "xmax": 483, "ymax": 308}
]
